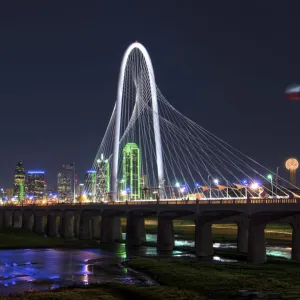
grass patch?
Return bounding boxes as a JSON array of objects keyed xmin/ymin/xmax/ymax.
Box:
[
  {"xmin": 0, "ymin": 284, "xmax": 203, "ymax": 300},
  {"xmin": 125, "ymin": 258, "xmax": 300, "ymax": 299}
]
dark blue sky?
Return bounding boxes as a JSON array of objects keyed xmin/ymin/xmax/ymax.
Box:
[{"xmin": 0, "ymin": 0, "xmax": 299, "ymax": 188}]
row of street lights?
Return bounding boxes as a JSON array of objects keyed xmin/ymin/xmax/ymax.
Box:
[{"xmin": 174, "ymin": 172, "xmax": 279, "ymax": 199}]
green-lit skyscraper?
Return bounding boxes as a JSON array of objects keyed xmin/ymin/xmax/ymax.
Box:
[
  {"xmin": 14, "ymin": 161, "xmax": 25, "ymax": 201},
  {"xmin": 122, "ymin": 143, "xmax": 141, "ymax": 199}
]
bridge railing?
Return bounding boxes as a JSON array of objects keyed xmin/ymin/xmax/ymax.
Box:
[{"xmin": 0, "ymin": 198, "xmax": 298, "ymax": 207}]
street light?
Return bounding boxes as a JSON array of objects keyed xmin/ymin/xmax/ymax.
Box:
[
  {"xmin": 250, "ymin": 182, "xmax": 259, "ymax": 190},
  {"xmin": 267, "ymin": 174, "xmax": 273, "ymax": 198},
  {"xmin": 275, "ymin": 167, "xmax": 279, "ymax": 197},
  {"xmin": 207, "ymin": 175, "xmax": 212, "ymax": 199},
  {"xmin": 214, "ymin": 179, "xmax": 219, "ymax": 198}
]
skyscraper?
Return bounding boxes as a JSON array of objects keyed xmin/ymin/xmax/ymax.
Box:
[
  {"xmin": 122, "ymin": 143, "xmax": 141, "ymax": 199},
  {"xmin": 14, "ymin": 161, "xmax": 25, "ymax": 201},
  {"xmin": 27, "ymin": 171, "xmax": 46, "ymax": 198},
  {"xmin": 76, "ymin": 183, "xmax": 85, "ymax": 197},
  {"xmin": 57, "ymin": 165, "xmax": 73, "ymax": 201},
  {"xmin": 95, "ymin": 154, "xmax": 110, "ymax": 200},
  {"xmin": 84, "ymin": 170, "xmax": 96, "ymax": 198}
]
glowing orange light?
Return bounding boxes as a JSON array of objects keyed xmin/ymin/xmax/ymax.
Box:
[{"xmin": 285, "ymin": 158, "xmax": 299, "ymax": 171}]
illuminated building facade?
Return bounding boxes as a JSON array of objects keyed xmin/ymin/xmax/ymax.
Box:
[
  {"xmin": 95, "ymin": 154, "xmax": 110, "ymax": 200},
  {"xmin": 76, "ymin": 183, "xmax": 84, "ymax": 197},
  {"xmin": 27, "ymin": 171, "xmax": 46, "ymax": 198},
  {"xmin": 57, "ymin": 167, "xmax": 73, "ymax": 201},
  {"xmin": 14, "ymin": 161, "xmax": 25, "ymax": 201},
  {"xmin": 122, "ymin": 143, "xmax": 141, "ymax": 199},
  {"xmin": 84, "ymin": 170, "xmax": 96, "ymax": 198},
  {"xmin": 140, "ymin": 175, "xmax": 148, "ymax": 199},
  {"xmin": 0, "ymin": 189, "xmax": 7, "ymax": 201}
]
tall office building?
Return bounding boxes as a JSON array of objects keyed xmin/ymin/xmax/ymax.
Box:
[
  {"xmin": 84, "ymin": 170, "xmax": 96, "ymax": 198},
  {"xmin": 57, "ymin": 165, "xmax": 73, "ymax": 201},
  {"xmin": 27, "ymin": 171, "xmax": 46, "ymax": 198},
  {"xmin": 0, "ymin": 189, "xmax": 7, "ymax": 201},
  {"xmin": 14, "ymin": 161, "xmax": 25, "ymax": 201},
  {"xmin": 76, "ymin": 183, "xmax": 85, "ymax": 197},
  {"xmin": 140, "ymin": 175, "xmax": 148, "ymax": 199},
  {"xmin": 122, "ymin": 143, "xmax": 141, "ymax": 199},
  {"xmin": 95, "ymin": 154, "xmax": 110, "ymax": 200}
]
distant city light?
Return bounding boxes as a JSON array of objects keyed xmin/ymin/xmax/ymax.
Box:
[
  {"xmin": 28, "ymin": 171, "xmax": 45, "ymax": 174},
  {"xmin": 250, "ymin": 182, "xmax": 259, "ymax": 190},
  {"xmin": 175, "ymin": 182, "xmax": 180, "ymax": 188},
  {"xmin": 267, "ymin": 174, "xmax": 273, "ymax": 181},
  {"xmin": 213, "ymin": 179, "xmax": 219, "ymax": 185}
]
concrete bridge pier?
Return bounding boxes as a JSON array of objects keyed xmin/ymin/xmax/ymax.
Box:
[
  {"xmin": 34, "ymin": 215, "xmax": 44, "ymax": 234},
  {"xmin": 79, "ymin": 215, "xmax": 92, "ymax": 239},
  {"xmin": 63, "ymin": 214, "xmax": 74, "ymax": 239},
  {"xmin": 4, "ymin": 211, "xmax": 12, "ymax": 228},
  {"xmin": 126, "ymin": 212, "xmax": 146, "ymax": 247},
  {"xmin": 47, "ymin": 215, "xmax": 58, "ymax": 237},
  {"xmin": 195, "ymin": 217, "xmax": 213, "ymax": 257},
  {"xmin": 0, "ymin": 213, "xmax": 4, "ymax": 229},
  {"xmin": 22, "ymin": 212, "xmax": 34, "ymax": 230},
  {"xmin": 157, "ymin": 216, "xmax": 174, "ymax": 251},
  {"xmin": 92, "ymin": 216, "xmax": 101, "ymax": 239},
  {"xmin": 100, "ymin": 216, "xmax": 122, "ymax": 243},
  {"xmin": 237, "ymin": 217, "xmax": 249, "ymax": 253},
  {"xmin": 291, "ymin": 215, "xmax": 300, "ymax": 260},
  {"xmin": 74, "ymin": 214, "xmax": 80, "ymax": 238},
  {"xmin": 13, "ymin": 212, "xmax": 22, "ymax": 228},
  {"xmin": 247, "ymin": 217, "xmax": 266, "ymax": 264}
]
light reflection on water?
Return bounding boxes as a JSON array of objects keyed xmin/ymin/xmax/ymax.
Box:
[
  {"xmin": 0, "ymin": 233, "xmax": 292, "ymax": 295},
  {"xmin": 0, "ymin": 247, "xmax": 160, "ymax": 295},
  {"xmin": 140, "ymin": 233, "xmax": 292, "ymax": 260}
]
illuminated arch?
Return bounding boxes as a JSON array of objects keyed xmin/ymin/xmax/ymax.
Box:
[{"xmin": 111, "ymin": 42, "xmax": 164, "ymax": 200}]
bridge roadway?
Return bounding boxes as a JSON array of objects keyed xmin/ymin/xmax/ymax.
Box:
[{"xmin": 0, "ymin": 198, "xmax": 300, "ymax": 264}]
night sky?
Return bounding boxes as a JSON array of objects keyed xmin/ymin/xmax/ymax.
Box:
[{"xmin": 0, "ymin": 1, "xmax": 299, "ymax": 188}]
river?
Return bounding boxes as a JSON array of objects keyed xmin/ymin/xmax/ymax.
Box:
[
  {"xmin": 140, "ymin": 233, "xmax": 292, "ymax": 259},
  {"xmin": 0, "ymin": 233, "xmax": 292, "ymax": 295}
]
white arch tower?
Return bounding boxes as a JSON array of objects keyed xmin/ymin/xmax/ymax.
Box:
[{"xmin": 111, "ymin": 42, "xmax": 164, "ymax": 200}]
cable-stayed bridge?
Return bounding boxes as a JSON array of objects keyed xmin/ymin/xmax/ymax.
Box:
[
  {"xmin": 1, "ymin": 42, "xmax": 300, "ymax": 264},
  {"xmin": 85, "ymin": 41, "xmax": 299, "ymax": 202}
]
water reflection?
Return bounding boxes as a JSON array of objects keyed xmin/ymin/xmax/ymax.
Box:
[
  {"xmin": 0, "ymin": 233, "xmax": 292, "ymax": 295},
  {"xmin": 143, "ymin": 233, "xmax": 292, "ymax": 260},
  {"xmin": 0, "ymin": 248, "xmax": 158, "ymax": 295}
]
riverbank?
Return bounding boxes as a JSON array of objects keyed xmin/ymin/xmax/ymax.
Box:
[{"xmin": 2, "ymin": 257, "xmax": 300, "ymax": 299}]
